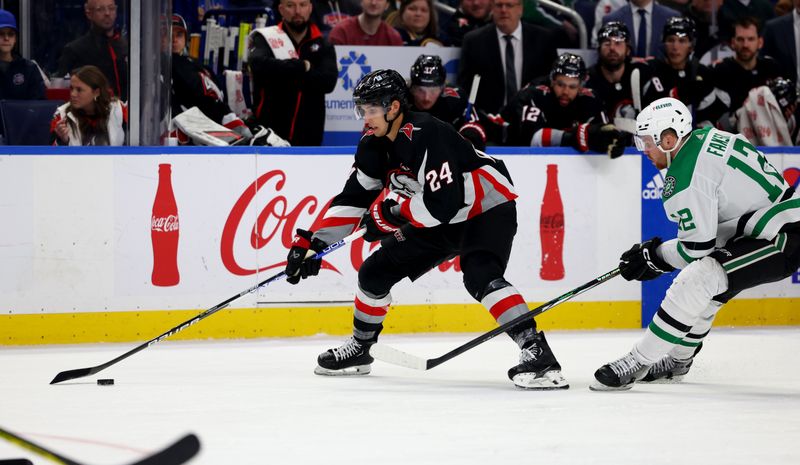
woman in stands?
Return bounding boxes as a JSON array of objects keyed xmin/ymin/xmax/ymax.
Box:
[
  {"xmin": 390, "ymin": 0, "xmax": 445, "ymax": 46},
  {"xmin": 51, "ymin": 65, "xmax": 127, "ymax": 146},
  {"xmin": 0, "ymin": 9, "xmax": 45, "ymax": 100}
]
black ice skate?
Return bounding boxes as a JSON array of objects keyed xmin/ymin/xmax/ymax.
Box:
[
  {"xmin": 590, "ymin": 351, "xmax": 650, "ymax": 391},
  {"xmin": 507, "ymin": 331, "xmax": 569, "ymax": 390},
  {"xmin": 641, "ymin": 343, "xmax": 702, "ymax": 383},
  {"xmin": 314, "ymin": 336, "xmax": 374, "ymax": 376}
]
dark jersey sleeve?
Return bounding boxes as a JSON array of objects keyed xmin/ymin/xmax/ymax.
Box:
[{"xmin": 500, "ymin": 84, "xmax": 548, "ymax": 146}]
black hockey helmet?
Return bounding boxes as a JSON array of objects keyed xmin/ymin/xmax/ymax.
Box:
[
  {"xmin": 597, "ymin": 21, "xmax": 630, "ymax": 45},
  {"xmin": 662, "ymin": 16, "xmax": 696, "ymax": 43},
  {"xmin": 549, "ymin": 53, "xmax": 587, "ymax": 82},
  {"xmin": 410, "ymin": 54, "xmax": 446, "ymax": 88},
  {"xmin": 353, "ymin": 69, "xmax": 411, "ymax": 112},
  {"xmin": 768, "ymin": 77, "xmax": 797, "ymax": 113}
]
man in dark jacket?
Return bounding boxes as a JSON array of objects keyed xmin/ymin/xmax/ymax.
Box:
[
  {"xmin": 56, "ymin": 0, "xmax": 128, "ymax": 101},
  {"xmin": 247, "ymin": 0, "xmax": 338, "ymax": 146}
]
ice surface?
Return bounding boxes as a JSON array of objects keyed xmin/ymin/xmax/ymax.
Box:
[{"xmin": 1, "ymin": 328, "xmax": 799, "ymax": 464}]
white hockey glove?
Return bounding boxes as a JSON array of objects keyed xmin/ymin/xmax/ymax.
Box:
[
  {"xmin": 249, "ymin": 125, "xmax": 291, "ymax": 147},
  {"xmin": 387, "ymin": 169, "xmax": 422, "ymax": 198}
]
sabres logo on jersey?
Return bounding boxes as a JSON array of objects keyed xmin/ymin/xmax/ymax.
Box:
[
  {"xmin": 399, "ymin": 123, "xmax": 421, "ymax": 141},
  {"xmin": 442, "ymin": 87, "xmax": 461, "ymax": 98}
]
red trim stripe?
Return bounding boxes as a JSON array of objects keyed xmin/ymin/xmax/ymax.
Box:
[
  {"xmin": 355, "ymin": 297, "xmax": 388, "ymax": 316},
  {"xmin": 542, "ymin": 128, "xmax": 552, "ymax": 146},
  {"xmin": 489, "ymin": 294, "xmax": 526, "ymax": 320},
  {"xmin": 467, "ymin": 172, "xmax": 484, "ymax": 219},
  {"xmin": 289, "ymin": 92, "xmax": 303, "ymax": 142},
  {"xmin": 318, "ymin": 216, "xmax": 361, "ymax": 229},
  {"xmin": 477, "ymin": 169, "xmax": 517, "ymax": 202},
  {"xmin": 399, "ymin": 200, "xmax": 425, "ymax": 228}
]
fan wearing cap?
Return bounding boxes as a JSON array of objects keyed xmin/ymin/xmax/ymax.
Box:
[
  {"xmin": 170, "ymin": 14, "xmax": 253, "ymax": 142},
  {"xmin": 501, "ymin": 52, "xmax": 629, "ymax": 158},
  {"xmin": 408, "ymin": 54, "xmax": 496, "ymax": 150},
  {"xmin": 585, "ymin": 21, "xmax": 651, "ymax": 119},
  {"xmin": 592, "ymin": 96, "xmax": 800, "ymax": 391},
  {"xmin": 641, "ymin": 16, "xmax": 724, "ymax": 126},
  {"xmin": 0, "ymin": 9, "xmax": 45, "ymax": 101}
]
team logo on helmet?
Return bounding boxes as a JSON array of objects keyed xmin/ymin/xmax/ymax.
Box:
[
  {"xmin": 399, "ymin": 123, "xmax": 420, "ymax": 141},
  {"xmin": 662, "ymin": 176, "xmax": 676, "ymax": 199}
]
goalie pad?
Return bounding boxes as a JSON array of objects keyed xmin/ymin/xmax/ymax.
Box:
[{"xmin": 172, "ymin": 106, "xmax": 245, "ymax": 146}]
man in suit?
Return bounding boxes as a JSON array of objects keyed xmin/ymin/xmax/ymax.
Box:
[
  {"xmin": 762, "ymin": 0, "xmax": 799, "ymax": 89},
  {"xmin": 602, "ymin": 0, "xmax": 680, "ymax": 59},
  {"xmin": 458, "ymin": 0, "xmax": 561, "ymax": 114}
]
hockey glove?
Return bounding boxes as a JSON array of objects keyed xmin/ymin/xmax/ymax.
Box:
[
  {"xmin": 285, "ymin": 229, "xmax": 328, "ymax": 285},
  {"xmin": 249, "ymin": 125, "xmax": 291, "ymax": 147},
  {"xmin": 387, "ymin": 169, "xmax": 422, "ymax": 198},
  {"xmin": 362, "ymin": 198, "xmax": 408, "ymax": 242},
  {"xmin": 569, "ymin": 123, "xmax": 625, "ymax": 156},
  {"xmin": 619, "ymin": 237, "xmax": 675, "ymax": 281},
  {"xmin": 459, "ymin": 122, "xmax": 487, "ymax": 151}
]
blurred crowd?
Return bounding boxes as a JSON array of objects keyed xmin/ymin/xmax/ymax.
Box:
[{"xmin": 0, "ymin": 0, "xmax": 798, "ymax": 147}]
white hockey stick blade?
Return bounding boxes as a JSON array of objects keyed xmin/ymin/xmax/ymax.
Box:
[{"xmin": 370, "ymin": 343, "xmax": 427, "ymax": 370}]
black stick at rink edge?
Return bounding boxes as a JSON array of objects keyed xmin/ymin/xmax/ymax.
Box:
[
  {"xmin": 0, "ymin": 426, "xmax": 200, "ymax": 465},
  {"xmin": 371, "ymin": 267, "xmax": 621, "ymax": 371},
  {"xmin": 50, "ymin": 229, "xmax": 366, "ymax": 385}
]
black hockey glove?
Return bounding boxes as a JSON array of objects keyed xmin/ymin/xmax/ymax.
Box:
[
  {"xmin": 285, "ymin": 229, "xmax": 328, "ymax": 285},
  {"xmin": 458, "ymin": 122, "xmax": 487, "ymax": 151},
  {"xmin": 568, "ymin": 123, "xmax": 625, "ymax": 156},
  {"xmin": 619, "ymin": 237, "xmax": 675, "ymax": 281},
  {"xmin": 362, "ymin": 198, "xmax": 408, "ymax": 242}
]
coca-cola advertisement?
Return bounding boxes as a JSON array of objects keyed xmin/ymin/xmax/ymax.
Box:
[{"xmin": 151, "ymin": 164, "xmax": 180, "ymax": 286}]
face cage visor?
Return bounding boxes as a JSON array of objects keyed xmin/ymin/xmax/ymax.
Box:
[
  {"xmin": 633, "ymin": 133, "xmax": 658, "ymax": 152},
  {"xmin": 354, "ymin": 103, "xmax": 388, "ymax": 120}
]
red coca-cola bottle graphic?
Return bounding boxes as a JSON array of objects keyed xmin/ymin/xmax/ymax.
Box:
[
  {"xmin": 151, "ymin": 163, "xmax": 180, "ymax": 286},
  {"xmin": 539, "ymin": 164, "xmax": 564, "ymax": 280}
]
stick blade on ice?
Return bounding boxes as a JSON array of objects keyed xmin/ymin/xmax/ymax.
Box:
[
  {"xmin": 127, "ymin": 434, "xmax": 201, "ymax": 465},
  {"xmin": 50, "ymin": 367, "xmax": 98, "ymax": 384}
]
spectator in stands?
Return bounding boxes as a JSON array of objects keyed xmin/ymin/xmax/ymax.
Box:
[
  {"xmin": 311, "ymin": 0, "xmax": 362, "ymax": 37},
  {"xmin": 458, "ymin": 0, "xmax": 561, "ymax": 114},
  {"xmin": 247, "ymin": 0, "xmax": 338, "ymax": 145},
  {"xmin": 585, "ymin": 21, "xmax": 651, "ymax": 120},
  {"xmin": 713, "ymin": 16, "xmax": 781, "ymax": 124},
  {"xmin": 329, "ymin": 0, "xmax": 404, "ymax": 45},
  {"xmin": 500, "ymin": 53, "xmax": 628, "ymax": 158},
  {"xmin": 50, "ymin": 65, "xmax": 126, "ymax": 146},
  {"xmin": 390, "ymin": 0, "xmax": 444, "ymax": 45},
  {"xmin": 684, "ymin": 0, "xmax": 724, "ymax": 58},
  {"xmin": 591, "ymin": 0, "xmax": 625, "ymax": 48},
  {"xmin": 602, "ymin": 0, "xmax": 681, "ymax": 59},
  {"xmin": 642, "ymin": 16, "xmax": 724, "ymax": 125},
  {"xmin": 444, "ymin": 0, "xmax": 493, "ymax": 46},
  {"xmin": 718, "ymin": 0, "xmax": 774, "ymax": 43},
  {"xmin": 762, "ymin": 0, "xmax": 799, "ymax": 87},
  {"xmin": 57, "ymin": 0, "xmax": 128, "ymax": 101},
  {"xmin": 170, "ymin": 14, "xmax": 252, "ymax": 140},
  {"xmin": 0, "ymin": 9, "xmax": 45, "ymax": 101}
]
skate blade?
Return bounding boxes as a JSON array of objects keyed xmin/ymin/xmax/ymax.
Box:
[
  {"xmin": 589, "ymin": 379, "xmax": 635, "ymax": 391},
  {"xmin": 512, "ymin": 370, "xmax": 569, "ymax": 390},
  {"xmin": 314, "ymin": 364, "xmax": 371, "ymax": 376},
  {"xmin": 640, "ymin": 374, "xmax": 686, "ymax": 384}
]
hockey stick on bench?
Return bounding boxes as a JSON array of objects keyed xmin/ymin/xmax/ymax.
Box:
[
  {"xmin": 0, "ymin": 427, "xmax": 200, "ymax": 465},
  {"xmin": 370, "ymin": 267, "xmax": 621, "ymax": 370},
  {"xmin": 50, "ymin": 229, "xmax": 366, "ymax": 384}
]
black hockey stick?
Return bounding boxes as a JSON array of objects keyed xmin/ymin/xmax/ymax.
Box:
[
  {"xmin": 370, "ymin": 267, "xmax": 621, "ymax": 370},
  {"xmin": 0, "ymin": 427, "xmax": 200, "ymax": 465},
  {"xmin": 51, "ymin": 229, "xmax": 366, "ymax": 384}
]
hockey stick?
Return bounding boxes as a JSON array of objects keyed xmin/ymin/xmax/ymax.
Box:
[
  {"xmin": 0, "ymin": 427, "xmax": 200, "ymax": 465},
  {"xmin": 51, "ymin": 229, "xmax": 366, "ymax": 384},
  {"xmin": 370, "ymin": 267, "xmax": 621, "ymax": 370},
  {"xmin": 464, "ymin": 74, "xmax": 481, "ymax": 121}
]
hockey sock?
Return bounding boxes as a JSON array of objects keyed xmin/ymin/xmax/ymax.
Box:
[
  {"xmin": 352, "ymin": 286, "xmax": 391, "ymax": 342},
  {"xmin": 479, "ymin": 281, "xmax": 535, "ymax": 348}
]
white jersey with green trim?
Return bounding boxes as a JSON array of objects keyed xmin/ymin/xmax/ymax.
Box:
[{"xmin": 657, "ymin": 127, "xmax": 800, "ymax": 269}]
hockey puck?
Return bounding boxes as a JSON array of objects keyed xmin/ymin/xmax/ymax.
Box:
[{"xmin": 97, "ymin": 378, "xmax": 115, "ymax": 385}]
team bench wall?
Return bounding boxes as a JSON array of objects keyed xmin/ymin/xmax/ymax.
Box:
[{"xmin": 1, "ymin": 147, "xmax": 798, "ymax": 345}]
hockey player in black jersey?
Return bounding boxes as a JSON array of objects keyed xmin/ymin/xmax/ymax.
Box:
[
  {"xmin": 408, "ymin": 54, "xmax": 496, "ymax": 150},
  {"xmin": 502, "ymin": 52, "xmax": 629, "ymax": 157},
  {"xmin": 641, "ymin": 16, "xmax": 725, "ymax": 126},
  {"xmin": 283, "ymin": 69, "xmax": 569, "ymax": 390},
  {"xmin": 585, "ymin": 21, "xmax": 651, "ymax": 120}
]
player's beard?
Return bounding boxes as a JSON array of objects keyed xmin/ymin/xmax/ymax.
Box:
[
  {"xmin": 285, "ymin": 18, "xmax": 309, "ymax": 35},
  {"xmin": 601, "ymin": 53, "xmax": 625, "ymax": 72}
]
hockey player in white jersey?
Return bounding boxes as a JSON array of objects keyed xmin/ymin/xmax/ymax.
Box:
[{"xmin": 591, "ymin": 97, "xmax": 800, "ymax": 391}]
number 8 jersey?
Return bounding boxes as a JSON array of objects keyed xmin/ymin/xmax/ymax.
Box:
[{"xmin": 659, "ymin": 127, "xmax": 800, "ymax": 269}]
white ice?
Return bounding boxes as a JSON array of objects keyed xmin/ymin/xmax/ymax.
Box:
[{"xmin": 1, "ymin": 328, "xmax": 800, "ymax": 465}]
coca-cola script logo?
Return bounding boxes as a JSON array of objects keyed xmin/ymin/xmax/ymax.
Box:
[
  {"xmin": 152, "ymin": 215, "xmax": 179, "ymax": 232},
  {"xmin": 221, "ymin": 169, "xmax": 464, "ymax": 277}
]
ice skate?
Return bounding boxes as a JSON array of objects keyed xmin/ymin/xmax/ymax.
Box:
[
  {"xmin": 641, "ymin": 343, "xmax": 702, "ymax": 383},
  {"xmin": 590, "ymin": 351, "xmax": 650, "ymax": 391},
  {"xmin": 507, "ymin": 332, "xmax": 569, "ymax": 390},
  {"xmin": 315, "ymin": 337, "xmax": 374, "ymax": 376}
]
